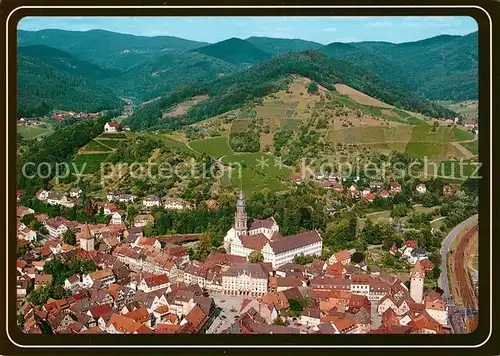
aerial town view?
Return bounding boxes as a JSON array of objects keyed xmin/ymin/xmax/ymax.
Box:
[{"xmin": 15, "ymin": 16, "xmax": 479, "ymax": 335}]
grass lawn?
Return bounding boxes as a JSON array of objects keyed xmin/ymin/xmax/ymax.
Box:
[
  {"xmin": 17, "ymin": 125, "xmax": 52, "ymax": 139},
  {"xmin": 451, "ymin": 127, "xmax": 475, "ymax": 141},
  {"xmin": 190, "ymin": 137, "xmax": 233, "ymax": 158},
  {"xmin": 413, "ymin": 204, "xmax": 440, "ymax": 214},
  {"xmin": 153, "ymin": 134, "xmax": 192, "ymax": 152},
  {"xmin": 220, "ymin": 167, "xmax": 288, "ymax": 196},
  {"xmin": 405, "ymin": 142, "xmax": 448, "ymax": 159},
  {"xmin": 72, "ymin": 153, "xmax": 110, "ymax": 174},
  {"xmin": 438, "ymin": 159, "xmax": 479, "ymax": 178},
  {"xmin": 406, "ymin": 116, "xmax": 427, "ymax": 126},
  {"xmin": 222, "ymin": 152, "xmax": 292, "ymax": 179},
  {"xmin": 460, "ymin": 140, "xmax": 478, "ymax": 155}
]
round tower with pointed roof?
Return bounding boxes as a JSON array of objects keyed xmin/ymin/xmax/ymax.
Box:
[
  {"xmin": 410, "ymin": 260, "xmax": 424, "ymax": 303},
  {"xmin": 79, "ymin": 224, "xmax": 95, "ymax": 251},
  {"xmin": 234, "ymin": 189, "xmax": 248, "ymax": 236}
]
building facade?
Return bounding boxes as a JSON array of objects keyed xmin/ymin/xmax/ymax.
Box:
[{"xmin": 223, "ymin": 190, "xmax": 322, "ymax": 267}]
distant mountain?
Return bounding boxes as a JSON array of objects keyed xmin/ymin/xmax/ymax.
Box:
[
  {"xmin": 322, "ymin": 32, "xmax": 478, "ymax": 101},
  {"xmin": 245, "ymin": 36, "xmax": 323, "ymax": 54},
  {"xmin": 189, "ymin": 38, "xmax": 271, "ymax": 65},
  {"xmin": 18, "ymin": 45, "xmax": 122, "ymax": 81},
  {"xmin": 17, "ymin": 54, "xmax": 122, "ymax": 117},
  {"xmin": 18, "ymin": 29, "xmax": 209, "ymax": 70},
  {"xmin": 101, "ymin": 50, "xmax": 237, "ymax": 101},
  {"xmin": 127, "ymin": 50, "xmax": 456, "ymax": 131}
]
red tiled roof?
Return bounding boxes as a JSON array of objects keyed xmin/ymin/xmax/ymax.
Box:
[
  {"xmin": 239, "ymin": 233, "xmax": 269, "ymax": 251},
  {"xmin": 270, "ymin": 230, "xmax": 322, "ymax": 254},
  {"xmin": 144, "ymin": 274, "xmax": 169, "ymax": 288},
  {"xmin": 249, "ymin": 218, "xmax": 276, "ymax": 230}
]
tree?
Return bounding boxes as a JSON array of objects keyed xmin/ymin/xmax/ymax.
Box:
[
  {"xmin": 273, "ymin": 316, "xmax": 285, "ymax": 326},
  {"xmin": 62, "ymin": 230, "xmax": 76, "ymax": 246},
  {"xmin": 293, "ymin": 253, "xmax": 315, "ymax": 265},
  {"xmin": 351, "ymin": 252, "xmax": 365, "ymax": 263},
  {"xmin": 248, "ymin": 250, "xmax": 264, "ymax": 263},
  {"xmin": 307, "ymin": 81, "xmax": 319, "ymax": 94}
]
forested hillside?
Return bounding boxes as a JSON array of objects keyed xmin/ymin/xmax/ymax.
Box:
[
  {"xmin": 100, "ymin": 51, "xmax": 237, "ymax": 100},
  {"xmin": 245, "ymin": 36, "xmax": 323, "ymax": 54},
  {"xmin": 189, "ymin": 38, "xmax": 271, "ymax": 65},
  {"xmin": 126, "ymin": 51, "xmax": 456, "ymax": 131},
  {"xmin": 18, "ymin": 45, "xmax": 122, "ymax": 81},
  {"xmin": 17, "ymin": 54, "xmax": 123, "ymax": 117},
  {"xmin": 18, "ymin": 29, "xmax": 209, "ymax": 70},
  {"xmin": 322, "ymin": 32, "xmax": 478, "ymax": 101}
]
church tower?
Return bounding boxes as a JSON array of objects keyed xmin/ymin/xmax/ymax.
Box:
[
  {"xmin": 79, "ymin": 224, "xmax": 95, "ymax": 251},
  {"xmin": 410, "ymin": 261, "xmax": 425, "ymax": 303},
  {"xmin": 234, "ymin": 189, "xmax": 248, "ymax": 236}
]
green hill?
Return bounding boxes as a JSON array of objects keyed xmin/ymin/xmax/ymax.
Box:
[
  {"xmin": 246, "ymin": 36, "xmax": 323, "ymax": 54},
  {"xmin": 17, "ymin": 54, "xmax": 123, "ymax": 117},
  {"xmin": 322, "ymin": 32, "xmax": 478, "ymax": 101},
  {"xmin": 126, "ymin": 50, "xmax": 456, "ymax": 131},
  {"xmin": 18, "ymin": 45, "xmax": 122, "ymax": 81},
  {"xmin": 18, "ymin": 29, "xmax": 209, "ymax": 70},
  {"xmin": 189, "ymin": 38, "xmax": 271, "ymax": 65},
  {"xmin": 101, "ymin": 51, "xmax": 237, "ymax": 101}
]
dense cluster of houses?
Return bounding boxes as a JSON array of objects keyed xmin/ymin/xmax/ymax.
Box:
[
  {"xmin": 17, "ymin": 216, "xmax": 448, "ymax": 335},
  {"xmin": 16, "ymin": 184, "xmax": 449, "ymax": 335}
]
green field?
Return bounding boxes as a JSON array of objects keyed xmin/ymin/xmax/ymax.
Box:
[
  {"xmin": 256, "ymin": 101, "xmax": 298, "ymax": 118},
  {"xmin": 17, "ymin": 125, "xmax": 52, "ymax": 139},
  {"xmin": 222, "ymin": 152, "xmax": 292, "ymax": 179},
  {"xmin": 452, "ymin": 127, "xmax": 475, "ymax": 141},
  {"xmin": 409, "ymin": 125, "xmax": 452, "ymax": 142},
  {"xmin": 81, "ymin": 139, "xmax": 113, "ymax": 152},
  {"xmin": 72, "ymin": 153, "xmax": 110, "ymax": 174},
  {"xmin": 190, "ymin": 137, "xmax": 233, "ymax": 158},
  {"xmin": 221, "ymin": 167, "xmax": 288, "ymax": 196},
  {"xmin": 460, "ymin": 140, "xmax": 478, "ymax": 155},
  {"xmin": 230, "ymin": 119, "xmax": 252, "ymax": 133},
  {"xmin": 95, "ymin": 139, "xmax": 123, "ymax": 149},
  {"xmin": 405, "ymin": 142, "xmax": 449, "ymax": 159},
  {"xmin": 154, "ymin": 134, "xmax": 192, "ymax": 152},
  {"xmin": 406, "ymin": 117, "xmax": 427, "ymax": 126},
  {"xmin": 98, "ymin": 132, "xmax": 128, "ymax": 139},
  {"xmin": 438, "ymin": 159, "xmax": 479, "ymax": 178}
]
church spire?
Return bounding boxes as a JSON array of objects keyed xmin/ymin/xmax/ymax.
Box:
[{"xmin": 234, "ymin": 189, "xmax": 247, "ymax": 235}]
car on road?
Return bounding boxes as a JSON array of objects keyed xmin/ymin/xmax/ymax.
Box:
[{"xmin": 221, "ymin": 315, "xmax": 226, "ymax": 319}]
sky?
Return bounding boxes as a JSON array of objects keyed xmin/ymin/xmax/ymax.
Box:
[{"xmin": 18, "ymin": 16, "xmax": 478, "ymax": 44}]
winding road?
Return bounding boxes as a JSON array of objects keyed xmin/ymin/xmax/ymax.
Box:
[{"xmin": 438, "ymin": 214, "xmax": 478, "ymax": 301}]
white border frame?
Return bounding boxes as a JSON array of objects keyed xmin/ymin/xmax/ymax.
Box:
[{"xmin": 6, "ymin": 5, "xmax": 492, "ymax": 349}]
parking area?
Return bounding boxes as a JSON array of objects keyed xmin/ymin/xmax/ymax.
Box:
[{"xmin": 206, "ymin": 295, "xmax": 246, "ymax": 334}]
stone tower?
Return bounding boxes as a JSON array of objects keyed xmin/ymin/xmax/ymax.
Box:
[
  {"xmin": 234, "ymin": 189, "xmax": 248, "ymax": 236},
  {"xmin": 79, "ymin": 224, "xmax": 95, "ymax": 251},
  {"xmin": 410, "ymin": 261, "xmax": 425, "ymax": 303}
]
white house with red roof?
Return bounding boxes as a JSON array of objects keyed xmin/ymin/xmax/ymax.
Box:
[
  {"xmin": 104, "ymin": 121, "xmax": 119, "ymax": 133},
  {"xmin": 137, "ymin": 274, "xmax": 170, "ymax": 293}
]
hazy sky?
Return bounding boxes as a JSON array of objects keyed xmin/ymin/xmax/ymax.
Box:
[{"xmin": 18, "ymin": 16, "xmax": 478, "ymax": 44}]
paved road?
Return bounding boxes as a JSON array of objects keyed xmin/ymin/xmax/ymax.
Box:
[{"xmin": 438, "ymin": 214, "xmax": 478, "ymax": 301}]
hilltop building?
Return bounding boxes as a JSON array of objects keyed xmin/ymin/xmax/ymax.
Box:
[{"xmin": 223, "ymin": 190, "xmax": 322, "ymax": 268}]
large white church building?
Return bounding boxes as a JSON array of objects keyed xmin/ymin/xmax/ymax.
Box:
[{"xmin": 223, "ymin": 190, "xmax": 323, "ymax": 268}]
